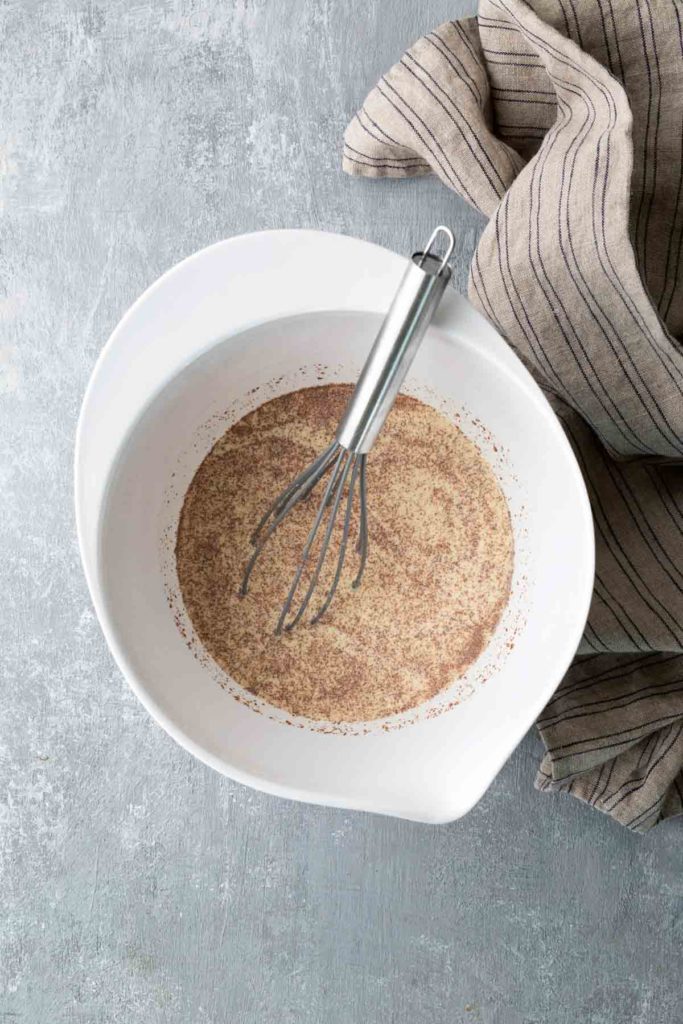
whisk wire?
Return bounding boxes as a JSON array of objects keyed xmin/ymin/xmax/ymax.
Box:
[
  {"xmin": 241, "ymin": 440, "xmax": 370, "ymax": 631},
  {"xmin": 353, "ymin": 455, "xmax": 368, "ymax": 589},
  {"xmin": 270, "ymin": 445, "xmax": 346, "ymax": 633},
  {"xmin": 251, "ymin": 441, "xmax": 338, "ymax": 544},
  {"xmin": 240, "ymin": 442, "xmax": 340, "ymax": 597},
  {"xmin": 279, "ymin": 449, "xmax": 354, "ymax": 633},
  {"xmin": 311, "ymin": 454, "xmax": 361, "ymax": 625}
]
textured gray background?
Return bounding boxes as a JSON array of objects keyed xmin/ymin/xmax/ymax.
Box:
[{"xmin": 1, "ymin": 1, "xmax": 681, "ymax": 1022}]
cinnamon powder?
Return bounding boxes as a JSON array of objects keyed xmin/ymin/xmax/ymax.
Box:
[{"xmin": 175, "ymin": 384, "xmax": 513, "ymax": 723}]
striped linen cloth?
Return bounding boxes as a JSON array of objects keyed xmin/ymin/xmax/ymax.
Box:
[{"xmin": 343, "ymin": 0, "xmax": 683, "ymax": 831}]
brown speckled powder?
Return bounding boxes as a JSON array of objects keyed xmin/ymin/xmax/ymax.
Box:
[{"xmin": 175, "ymin": 384, "xmax": 513, "ymax": 723}]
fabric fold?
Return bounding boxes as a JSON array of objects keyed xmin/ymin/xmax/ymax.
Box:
[{"xmin": 343, "ymin": 0, "xmax": 683, "ymax": 830}]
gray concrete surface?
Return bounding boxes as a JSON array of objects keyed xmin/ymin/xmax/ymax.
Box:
[{"xmin": 1, "ymin": 2, "xmax": 681, "ymax": 1022}]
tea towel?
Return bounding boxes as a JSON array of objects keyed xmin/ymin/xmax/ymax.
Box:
[{"xmin": 344, "ymin": 0, "xmax": 683, "ymax": 830}]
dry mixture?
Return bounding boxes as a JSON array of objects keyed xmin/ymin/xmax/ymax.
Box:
[{"xmin": 175, "ymin": 384, "xmax": 513, "ymax": 723}]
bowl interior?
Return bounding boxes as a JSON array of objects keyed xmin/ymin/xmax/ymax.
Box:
[{"xmin": 97, "ymin": 309, "xmax": 592, "ymax": 822}]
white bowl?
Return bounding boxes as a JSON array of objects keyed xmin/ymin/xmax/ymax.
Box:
[{"xmin": 75, "ymin": 229, "xmax": 594, "ymax": 823}]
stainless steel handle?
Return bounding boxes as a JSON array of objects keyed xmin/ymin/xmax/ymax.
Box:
[{"xmin": 335, "ymin": 226, "xmax": 454, "ymax": 455}]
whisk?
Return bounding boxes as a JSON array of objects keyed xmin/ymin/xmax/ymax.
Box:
[{"xmin": 240, "ymin": 226, "xmax": 455, "ymax": 633}]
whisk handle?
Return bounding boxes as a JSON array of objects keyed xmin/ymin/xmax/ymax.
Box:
[{"xmin": 336, "ymin": 226, "xmax": 454, "ymax": 455}]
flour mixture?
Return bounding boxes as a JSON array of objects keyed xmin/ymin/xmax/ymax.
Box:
[{"xmin": 175, "ymin": 384, "xmax": 513, "ymax": 722}]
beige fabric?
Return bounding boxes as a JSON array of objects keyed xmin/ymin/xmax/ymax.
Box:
[{"xmin": 344, "ymin": 0, "xmax": 683, "ymax": 831}]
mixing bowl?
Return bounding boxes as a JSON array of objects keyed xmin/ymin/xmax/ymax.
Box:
[{"xmin": 75, "ymin": 229, "xmax": 594, "ymax": 823}]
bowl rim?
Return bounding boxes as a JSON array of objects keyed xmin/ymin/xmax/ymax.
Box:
[{"xmin": 75, "ymin": 229, "xmax": 595, "ymax": 822}]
